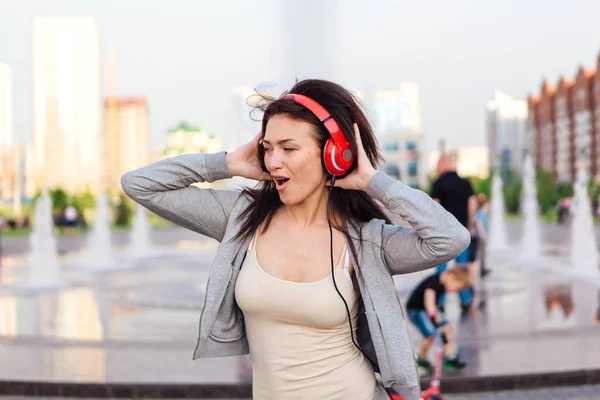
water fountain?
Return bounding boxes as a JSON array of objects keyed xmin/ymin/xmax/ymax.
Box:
[
  {"xmin": 83, "ymin": 190, "xmax": 118, "ymax": 270},
  {"xmin": 127, "ymin": 204, "xmax": 152, "ymax": 257},
  {"xmin": 26, "ymin": 186, "xmax": 60, "ymax": 287},
  {"xmin": 520, "ymin": 154, "xmax": 542, "ymax": 260},
  {"xmin": 570, "ymin": 168, "xmax": 600, "ymax": 278},
  {"xmin": 488, "ymin": 171, "xmax": 508, "ymax": 252}
]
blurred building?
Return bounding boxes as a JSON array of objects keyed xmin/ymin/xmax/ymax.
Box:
[
  {"xmin": 594, "ymin": 59, "xmax": 600, "ymax": 181},
  {"xmin": 104, "ymin": 97, "xmax": 149, "ymax": 193},
  {"xmin": 0, "ymin": 63, "xmax": 11, "ymax": 150},
  {"xmin": 162, "ymin": 122, "xmax": 221, "ymax": 158},
  {"xmin": 527, "ymin": 52, "xmax": 600, "ymax": 183},
  {"xmin": 372, "ymin": 82, "xmax": 422, "ymax": 135},
  {"xmin": 0, "ymin": 144, "xmax": 36, "ymax": 212},
  {"xmin": 536, "ymin": 81, "xmax": 556, "ymax": 176},
  {"xmin": 371, "ymin": 83, "xmax": 426, "ymax": 188},
  {"xmin": 573, "ymin": 67, "xmax": 596, "ymax": 177},
  {"xmin": 430, "ymin": 147, "xmax": 490, "ymax": 179},
  {"xmin": 379, "ymin": 133, "xmax": 426, "ymax": 188},
  {"xmin": 486, "ymin": 91, "xmax": 527, "ymax": 177},
  {"xmin": 554, "ymin": 78, "xmax": 575, "ymax": 183},
  {"xmin": 32, "ymin": 18, "xmax": 101, "ymax": 194},
  {"xmin": 526, "ymin": 95, "xmax": 540, "ymax": 169},
  {"xmin": 0, "ymin": 63, "xmax": 13, "ymax": 201}
]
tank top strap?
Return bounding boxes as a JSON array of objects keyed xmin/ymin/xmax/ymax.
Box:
[
  {"xmin": 342, "ymin": 245, "xmax": 352, "ymax": 285},
  {"xmin": 249, "ymin": 230, "xmax": 258, "ymax": 251}
]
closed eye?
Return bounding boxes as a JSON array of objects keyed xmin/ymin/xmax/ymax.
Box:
[{"xmin": 284, "ymin": 147, "xmax": 295, "ymax": 152}]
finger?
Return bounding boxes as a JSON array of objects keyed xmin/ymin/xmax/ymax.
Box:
[
  {"xmin": 353, "ymin": 123, "xmax": 365, "ymax": 151},
  {"xmin": 254, "ymin": 131, "xmax": 263, "ymax": 144}
]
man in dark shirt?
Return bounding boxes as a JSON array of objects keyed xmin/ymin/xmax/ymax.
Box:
[
  {"xmin": 430, "ymin": 154, "xmax": 477, "ymax": 310},
  {"xmin": 406, "ymin": 268, "xmax": 470, "ymax": 370}
]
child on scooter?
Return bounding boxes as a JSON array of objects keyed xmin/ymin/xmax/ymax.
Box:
[{"xmin": 406, "ymin": 267, "xmax": 471, "ymax": 371}]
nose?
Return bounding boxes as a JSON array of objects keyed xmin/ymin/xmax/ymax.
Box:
[{"xmin": 265, "ymin": 149, "xmax": 284, "ymax": 171}]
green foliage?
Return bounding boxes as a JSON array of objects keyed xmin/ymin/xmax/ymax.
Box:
[
  {"xmin": 470, "ymin": 174, "xmax": 492, "ymax": 199},
  {"xmin": 557, "ymin": 182, "xmax": 574, "ymax": 199},
  {"xmin": 503, "ymin": 169, "xmax": 522, "ymax": 214},
  {"xmin": 536, "ymin": 166, "xmax": 559, "ymax": 215},
  {"xmin": 114, "ymin": 193, "xmax": 133, "ymax": 227},
  {"xmin": 50, "ymin": 188, "xmax": 69, "ymax": 211}
]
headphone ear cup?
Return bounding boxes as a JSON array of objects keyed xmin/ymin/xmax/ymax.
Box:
[{"xmin": 323, "ymin": 139, "xmax": 347, "ymax": 177}]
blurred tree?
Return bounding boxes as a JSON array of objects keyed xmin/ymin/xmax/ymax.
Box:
[
  {"xmin": 50, "ymin": 188, "xmax": 69, "ymax": 211},
  {"xmin": 557, "ymin": 182, "xmax": 574, "ymax": 199},
  {"xmin": 114, "ymin": 193, "xmax": 133, "ymax": 227},
  {"xmin": 503, "ymin": 169, "xmax": 522, "ymax": 214},
  {"xmin": 536, "ymin": 167, "xmax": 559, "ymax": 215},
  {"xmin": 470, "ymin": 173, "xmax": 492, "ymax": 199}
]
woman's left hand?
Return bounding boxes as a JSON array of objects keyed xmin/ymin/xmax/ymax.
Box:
[{"xmin": 326, "ymin": 123, "xmax": 377, "ymax": 192}]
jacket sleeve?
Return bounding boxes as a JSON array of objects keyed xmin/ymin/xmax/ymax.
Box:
[
  {"xmin": 121, "ymin": 152, "xmax": 242, "ymax": 242},
  {"xmin": 366, "ymin": 171, "xmax": 471, "ymax": 275}
]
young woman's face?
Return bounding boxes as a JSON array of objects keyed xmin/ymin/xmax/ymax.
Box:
[{"xmin": 262, "ymin": 114, "xmax": 326, "ymax": 205}]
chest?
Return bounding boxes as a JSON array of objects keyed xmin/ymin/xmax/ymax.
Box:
[{"xmin": 254, "ymin": 223, "xmax": 347, "ymax": 284}]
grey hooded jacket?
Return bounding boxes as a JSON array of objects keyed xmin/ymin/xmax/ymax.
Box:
[{"xmin": 121, "ymin": 152, "xmax": 470, "ymax": 400}]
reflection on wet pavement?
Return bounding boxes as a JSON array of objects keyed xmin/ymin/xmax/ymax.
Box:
[{"xmin": 0, "ymin": 238, "xmax": 599, "ymax": 385}]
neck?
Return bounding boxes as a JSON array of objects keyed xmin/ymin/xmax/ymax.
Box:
[{"xmin": 281, "ymin": 187, "xmax": 333, "ymax": 228}]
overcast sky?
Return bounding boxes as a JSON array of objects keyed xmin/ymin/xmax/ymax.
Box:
[{"xmin": 1, "ymin": 0, "xmax": 600, "ymax": 154}]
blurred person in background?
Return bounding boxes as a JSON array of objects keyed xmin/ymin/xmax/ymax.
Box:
[
  {"xmin": 430, "ymin": 154, "xmax": 477, "ymax": 315},
  {"xmin": 474, "ymin": 193, "xmax": 490, "ymax": 278}
]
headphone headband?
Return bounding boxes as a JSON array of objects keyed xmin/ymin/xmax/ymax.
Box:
[{"xmin": 283, "ymin": 94, "xmax": 349, "ymax": 151}]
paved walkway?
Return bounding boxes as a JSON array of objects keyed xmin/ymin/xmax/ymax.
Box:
[{"xmin": 0, "ymin": 226, "xmax": 599, "ymax": 396}]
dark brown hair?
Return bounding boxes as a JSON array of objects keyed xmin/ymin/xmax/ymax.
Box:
[{"xmin": 234, "ymin": 79, "xmax": 391, "ymax": 255}]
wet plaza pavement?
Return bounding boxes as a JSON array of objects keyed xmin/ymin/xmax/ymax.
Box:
[{"xmin": 0, "ymin": 225, "xmax": 599, "ymax": 397}]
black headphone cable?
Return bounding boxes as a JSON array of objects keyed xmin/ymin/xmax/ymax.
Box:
[{"xmin": 327, "ymin": 175, "xmax": 394, "ymax": 399}]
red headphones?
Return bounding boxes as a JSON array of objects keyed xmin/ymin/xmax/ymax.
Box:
[{"xmin": 284, "ymin": 94, "xmax": 354, "ymax": 177}]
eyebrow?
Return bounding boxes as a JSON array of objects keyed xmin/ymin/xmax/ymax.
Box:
[{"xmin": 261, "ymin": 138, "xmax": 298, "ymax": 145}]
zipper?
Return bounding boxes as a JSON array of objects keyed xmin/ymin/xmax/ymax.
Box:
[{"xmin": 193, "ymin": 194, "xmax": 243, "ymax": 358}]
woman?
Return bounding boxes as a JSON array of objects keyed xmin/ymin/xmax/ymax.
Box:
[{"xmin": 122, "ymin": 79, "xmax": 470, "ymax": 400}]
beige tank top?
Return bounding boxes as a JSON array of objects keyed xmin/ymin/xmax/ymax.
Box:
[{"xmin": 235, "ymin": 233, "xmax": 376, "ymax": 400}]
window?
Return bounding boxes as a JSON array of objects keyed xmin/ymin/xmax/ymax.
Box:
[{"xmin": 384, "ymin": 141, "xmax": 400, "ymax": 152}]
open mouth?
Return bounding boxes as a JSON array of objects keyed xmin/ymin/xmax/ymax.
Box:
[{"xmin": 273, "ymin": 177, "xmax": 289, "ymax": 190}]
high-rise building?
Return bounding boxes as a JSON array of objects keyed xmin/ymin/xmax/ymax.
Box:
[
  {"xmin": 32, "ymin": 18, "xmax": 101, "ymax": 194},
  {"xmin": 527, "ymin": 51, "xmax": 600, "ymax": 183},
  {"xmin": 104, "ymin": 98, "xmax": 149, "ymax": 193},
  {"xmin": 0, "ymin": 63, "xmax": 13, "ymax": 201},
  {"xmin": 371, "ymin": 83, "xmax": 426, "ymax": 188},
  {"xmin": 372, "ymin": 82, "xmax": 422, "ymax": 136},
  {"xmin": 573, "ymin": 67, "xmax": 596, "ymax": 178},
  {"xmin": 0, "ymin": 63, "xmax": 11, "ymax": 150},
  {"xmin": 538, "ymin": 81, "xmax": 556, "ymax": 176},
  {"xmin": 554, "ymin": 78, "xmax": 575, "ymax": 183},
  {"xmin": 486, "ymin": 92, "xmax": 528, "ymax": 176},
  {"xmin": 594, "ymin": 58, "xmax": 600, "ymax": 182},
  {"xmin": 526, "ymin": 95, "xmax": 540, "ymax": 167}
]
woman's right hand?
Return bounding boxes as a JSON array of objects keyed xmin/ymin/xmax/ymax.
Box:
[{"xmin": 226, "ymin": 132, "xmax": 272, "ymax": 181}]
